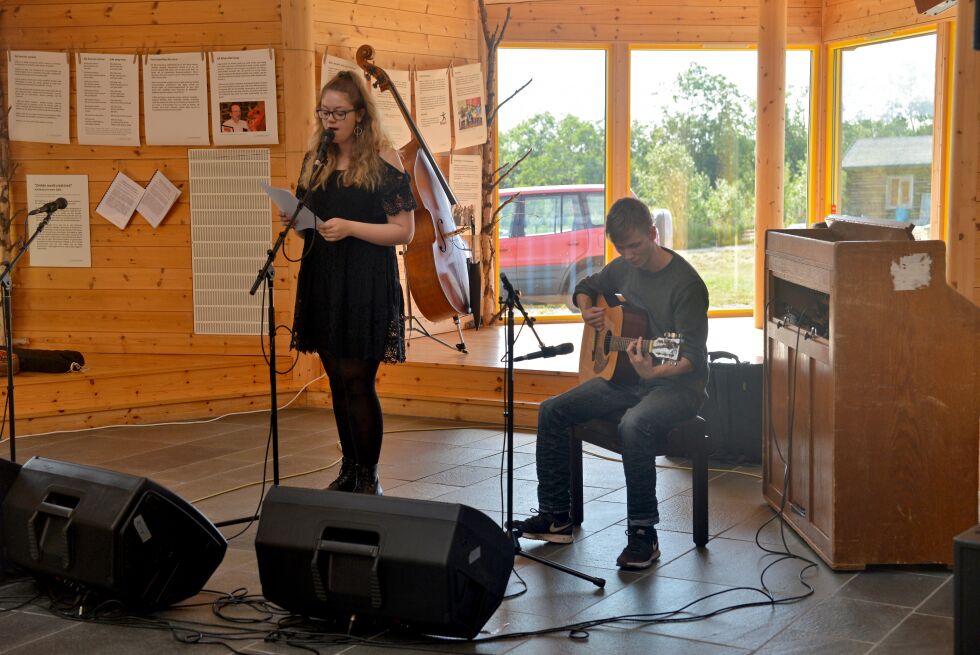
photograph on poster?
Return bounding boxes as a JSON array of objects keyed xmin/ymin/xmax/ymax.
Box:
[{"xmin": 220, "ymin": 101, "xmax": 266, "ymax": 133}]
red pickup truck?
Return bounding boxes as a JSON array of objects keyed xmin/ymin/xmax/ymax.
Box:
[{"xmin": 497, "ymin": 185, "xmax": 672, "ymax": 306}]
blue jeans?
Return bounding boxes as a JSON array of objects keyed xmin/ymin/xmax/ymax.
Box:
[{"xmin": 536, "ymin": 377, "xmax": 703, "ymax": 527}]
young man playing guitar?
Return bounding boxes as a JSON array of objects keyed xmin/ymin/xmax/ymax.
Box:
[{"xmin": 512, "ymin": 197, "xmax": 709, "ymax": 569}]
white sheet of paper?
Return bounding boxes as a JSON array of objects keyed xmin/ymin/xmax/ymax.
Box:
[
  {"xmin": 8, "ymin": 50, "xmax": 70, "ymax": 144},
  {"xmin": 26, "ymin": 174, "xmax": 91, "ymax": 267},
  {"xmin": 96, "ymin": 171, "xmax": 144, "ymax": 229},
  {"xmin": 415, "ymin": 68, "xmax": 452, "ymax": 154},
  {"xmin": 143, "ymin": 53, "xmax": 210, "ymax": 145},
  {"xmin": 451, "ymin": 63, "xmax": 488, "ymax": 150},
  {"xmin": 209, "ymin": 50, "xmax": 280, "ymax": 146},
  {"xmin": 261, "ymin": 183, "xmax": 322, "ymax": 232},
  {"xmin": 137, "ymin": 170, "xmax": 181, "ymax": 228},
  {"xmin": 76, "ymin": 53, "xmax": 140, "ymax": 146}
]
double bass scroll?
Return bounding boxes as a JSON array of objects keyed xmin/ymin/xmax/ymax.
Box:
[{"xmin": 356, "ymin": 45, "xmax": 471, "ymax": 323}]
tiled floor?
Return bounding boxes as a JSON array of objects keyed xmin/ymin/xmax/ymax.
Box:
[{"xmin": 0, "ymin": 408, "xmax": 956, "ymax": 654}]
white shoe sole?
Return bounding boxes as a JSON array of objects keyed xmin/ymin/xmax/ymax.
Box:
[{"xmin": 520, "ymin": 531, "xmax": 573, "ymax": 544}]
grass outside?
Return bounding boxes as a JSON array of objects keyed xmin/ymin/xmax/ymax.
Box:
[
  {"xmin": 679, "ymin": 243, "xmax": 755, "ymax": 309},
  {"xmin": 521, "ymin": 243, "xmax": 755, "ymax": 316}
]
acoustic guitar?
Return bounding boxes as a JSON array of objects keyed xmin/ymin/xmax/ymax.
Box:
[{"xmin": 579, "ymin": 295, "xmax": 682, "ymax": 385}]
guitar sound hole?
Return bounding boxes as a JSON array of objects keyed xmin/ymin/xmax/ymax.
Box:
[{"xmin": 602, "ymin": 331, "xmax": 612, "ymax": 355}]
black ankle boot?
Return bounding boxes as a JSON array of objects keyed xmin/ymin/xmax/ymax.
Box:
[
  {"xmin": 326, "ymin": 458, "xmax": 357, "ymax": 492},
  {"xmin": 354, "ymin": 464, "xmax": 383, "ymax": 495}
]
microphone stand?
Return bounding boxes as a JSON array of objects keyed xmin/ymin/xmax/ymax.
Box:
[
  {"xmin": 2, "ymin": 206, "xmax": 61, "ymax": 462},
  {"xmin": 215, "ymin": 157, "xmax": 325, "ymax": 529},
  {"xmin": 500, "ymin": 273, "xmax": 605, "ymax": 588}
]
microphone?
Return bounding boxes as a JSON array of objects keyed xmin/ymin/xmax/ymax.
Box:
[
  {"xmin": 513, "ymin": 342, "xmax": 574, "ymax": 362},
  {"xmin": 27, "ymin": 197, "xmax": 68, "ymax": 216},
  {"xmin": 315, "ymin": 129, "xmax": 335, "ymax": 166}
]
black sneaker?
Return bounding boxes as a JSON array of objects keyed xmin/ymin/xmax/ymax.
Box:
[
  {"xmin": 615, "ymin": 526, "xmax": 660, "ymax": 569},
  {"xmin": 510, "ymin": 511, "xmax": 573, "ymax": 544}
]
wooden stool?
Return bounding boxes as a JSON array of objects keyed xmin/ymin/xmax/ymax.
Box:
[{"xmin": 570, "ymin": 415, "xmax": 710, "ymax": 548}]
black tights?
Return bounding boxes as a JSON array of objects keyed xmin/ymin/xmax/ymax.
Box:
[{"xmin": 319, "ymin": 353, "xmax": 383, "ymax": 467}]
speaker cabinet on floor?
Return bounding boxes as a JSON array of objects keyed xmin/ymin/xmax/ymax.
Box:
[
  {"xmin": 0, "ymin": 456, "xmax": 227, "ymax": 609},
  {"xmin": 255, "ymin": 486, "xmax": 514, "ymax": 639},
  {"xmin": 955, "ymin": 524, "xmax": 980, "ymax": 655},
  {"xmin": 0, "ymin": 458, "xmax": 22, "ymax": 576}
]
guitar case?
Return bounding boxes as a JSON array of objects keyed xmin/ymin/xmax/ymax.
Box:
[{"xmin": 701, "ymin": 351, "xmax": 763, "ymax": 464}]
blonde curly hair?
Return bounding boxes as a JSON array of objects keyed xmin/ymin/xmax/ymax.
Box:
[{"xmin": 301, "ymin": 70, "xmax": 391, "ymax": 191}]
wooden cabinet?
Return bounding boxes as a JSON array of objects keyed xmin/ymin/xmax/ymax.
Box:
[{"xmin": 763, "ymin": 218, "xmax": 978, "ymax": 570}]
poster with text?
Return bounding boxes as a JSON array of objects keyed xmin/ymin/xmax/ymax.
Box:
[
  {"xmin": 320, "ymin": 54, "xmax": 360, "ymax": 91},
  {"xmin": 143, "ymin": 52, "xmax": 209, "ymax": 145},
  {"xmin": 7, "ymin": 51, "xmax": 70, "ymax": 144},
  {"xmin": 26, "ymin": 175, "xmax": 91, "ymax": 268},
  {"xmin": 449, "ymin": 154, "xmax": 482, "ymax": 228},
  {"xmin": 372, "ymin": 67, "xmax": 411, "ymax": 149},
  {"xmin": 209, "ymin": 49, "xmax": 279, "ymax": 145},
  {"xmin": 450, "ymin": 63, "xmax": 487, "ymax": 150},
  {"xmin": 415, "ymin": 68, "xmax": 452, "ymax": 154},
  {"xmin": 76, "ymin": 53, "xmax": 140, "ymax": 146}
]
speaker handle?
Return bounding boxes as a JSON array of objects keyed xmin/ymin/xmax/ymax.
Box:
[
  {"xmin": 28, "ymin": 500, "xmax": 77, "ymax": 570},
  {"xmin": 317, "ymin": 540, "xmax": 379, "ymax": 557},
  {"xmin": 312, "ymin": 539, "xmax": 383, "ymax": 609}
]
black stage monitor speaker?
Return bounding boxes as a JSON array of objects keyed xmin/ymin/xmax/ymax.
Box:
[
  {"xmin": 954, "ymin": 524, "xmax": 980, "ymax": 655},
  {"xmin": 0, "ymin": 456, "xmax": 227, "ymax": 609},
  {"xmin": 0, "ymin": 458, "xmax": 23, "ymax": 576},
  {"xmin": 255, "ymin": 486, "xmax": 514, "ymax": 639}
]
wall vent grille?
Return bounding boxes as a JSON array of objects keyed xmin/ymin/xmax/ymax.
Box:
[{"xmin": 189, "ymin": 148, "xmax": 271, "ymax": 335}]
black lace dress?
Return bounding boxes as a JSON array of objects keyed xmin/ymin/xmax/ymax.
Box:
[{"xmin": 291, "ymin": 162, "xmax": 416, "ymax": 363}]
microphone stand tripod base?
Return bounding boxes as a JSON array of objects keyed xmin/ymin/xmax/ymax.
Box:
[{"xmin": 500, "ymin": 279, "xmax": 605, "ymax": 589}]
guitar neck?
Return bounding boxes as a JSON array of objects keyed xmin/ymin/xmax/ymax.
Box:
[{"xmin": 607, "ymin": 335, "xmax": 660, "ymax": 354}]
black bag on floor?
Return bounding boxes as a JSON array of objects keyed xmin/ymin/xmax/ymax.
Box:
[
  {"xmin": 702, "ymin": 351, "xmax": 763, "ymax": 464},
  {"xmin": 2, "ymin": 348, "xmax": 85, "ymax": 373}
]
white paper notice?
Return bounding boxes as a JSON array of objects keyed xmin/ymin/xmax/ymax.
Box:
[
  {"xmin": 210, "ymin": 50, "xmax": 280, "ymax": 146},
  {"xmin": 8, "ymin": 51, "xmax": 70, "ymax": 144},
  {"xmin": 261, "ymin": 183, "xmax": 323, "ymax": 232},
  {"xmin": 137, "ymin": 171, "xmax": 181, "ymax": 228},
  {"xmin": 95, "ymin": 171, "xmax": 143, "ymax": 229},
  {"xmin": 76, "ymin": 53, "xmax": 140, "ymax": 146},
  {"xmin": 143, "ymin": 53, "xmax": 209, "ymax": 145},
  {"xmin": 320, "ymin": 54, "xmax": 361, "ymax": 92},
  {"xmin": 26, "ymin": 175, "xmax": 91, "ymax": 268},
  {"xmin": 451, "ymin": 63, "xmax": 487, "ymax": 150},
  {"xmin": 450, "ymin": 154, "xmax": 482, "ymax": 228},
  {"xmin": 372, "ymin": 68, "xmax": 412, "ymax": 150},
  {"xmin": 415, "ymin": 69, "xmax": 452, "ymax": 154}
]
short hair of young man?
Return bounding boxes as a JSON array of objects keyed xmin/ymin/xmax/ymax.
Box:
[{"xmin": 606, "ymin": 197, "xmax": 655, "ymax": 244}]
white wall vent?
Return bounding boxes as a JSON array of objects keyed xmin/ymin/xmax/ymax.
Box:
[{"xmin": 189, "ymin": 148, "xmax": 271, "ymax": 335}]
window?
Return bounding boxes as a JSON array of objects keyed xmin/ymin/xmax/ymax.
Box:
[
  {"xmin": 497, "ymin": 48, "xmax": 607, "ymax": 315},
  {"xmin": 785, "ymin": 49, "xmax": 814, "ymax": 228},
  {"xmin": 885, "ymin": 175, "xmax": 914, "ymax": 209},
  {"xmin": 834, "ymin": 32, "xmax": 936, "ymax": 237},
  {"xmin": 630, "ymin": 49, "xmax": 758, "ymax": 311}
]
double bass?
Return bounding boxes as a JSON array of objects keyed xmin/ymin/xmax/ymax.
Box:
[{"xmin": 356, "ymin": 45, "xmax": 471, "ymax": 323}]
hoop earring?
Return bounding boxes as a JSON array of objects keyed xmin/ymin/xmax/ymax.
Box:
[{"xmin": 354, "ymin": 124, "xmax": 364, "ymax": 138}]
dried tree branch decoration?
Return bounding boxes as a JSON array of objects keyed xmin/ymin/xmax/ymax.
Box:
[
  {"xmin": 0, "ymin": 81, "xmax": 18, "ymax": 264},
  {"xmin": 476, "ymin": 0, "xmax": 531, "ymax": 326}
]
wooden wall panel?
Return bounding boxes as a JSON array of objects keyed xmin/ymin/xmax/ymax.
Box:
[
  {"xmin": 0, "ymin": 0, "xmax": 482, "ymax": 363},
  {"xmin": 487, "ymin": 0, "xmax": 822, "ymax": 45},
  {"xmin": 822, "ymin": 0, "xmax": 953, "ymax": 42}
]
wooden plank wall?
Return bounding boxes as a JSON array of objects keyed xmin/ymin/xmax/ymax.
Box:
[
  {"xmin": 0, "ymin": 0, "xmax": 481, "ymax": 362},
  {"xmin": 487, "ymin": 0, "xmax": 822, "ymax": 45},
  {"xmin": 1, "ymin": 0, "xmax": 288, "ymax": 357},
  {"xmin": 822, "ymin": 0, "xmax": 943, "ymax": 41}
]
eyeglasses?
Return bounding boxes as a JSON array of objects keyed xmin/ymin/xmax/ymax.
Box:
[{"xmin": 315, "ymin": 107, "xmax": 355, "ymax": 120}]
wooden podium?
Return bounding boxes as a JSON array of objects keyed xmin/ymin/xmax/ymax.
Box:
[{"xmin": 763, "ymin": 217, "xmax": 978, "ymax": 570}]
